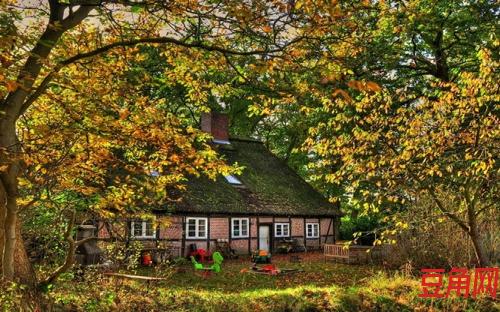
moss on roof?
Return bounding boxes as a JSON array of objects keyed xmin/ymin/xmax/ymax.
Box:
[{"xmin": 173, "ymin": 139, "xmax": 340, "ymax": 216}]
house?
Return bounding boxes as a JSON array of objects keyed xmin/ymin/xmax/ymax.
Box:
[{"xmin": 97, "ymin": 112, "xmax": 341, "ymax": 256}]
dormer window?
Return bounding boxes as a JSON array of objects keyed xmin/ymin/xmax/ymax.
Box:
[
  {"xmin": 150, "ymin": 170, "xmax": 160, "ymax": 177},
  {"xmin": 212, "ymin": 139, "xmax": 231, "ymax": 145},
  {"xmin": 224, "ymin": 174, "xmax": 242, "ymax": 185}
]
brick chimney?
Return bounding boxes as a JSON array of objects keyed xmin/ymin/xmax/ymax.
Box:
[{"xmin": 201, "ymin": 112, "xmax": 229, "ymax": 142}]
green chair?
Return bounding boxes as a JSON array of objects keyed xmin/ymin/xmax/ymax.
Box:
[
  {"xmin": 191, "ymin": 252, "xmax": 224, "ymax": 276},
  {"xmin": 211, "ymin": 251, "xmax": 223, "ymax": 273}
]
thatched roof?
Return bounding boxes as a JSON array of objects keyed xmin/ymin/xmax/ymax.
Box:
[{"xmin": 170, "ymin": 138, "xmax": 340, "ymax": 217}]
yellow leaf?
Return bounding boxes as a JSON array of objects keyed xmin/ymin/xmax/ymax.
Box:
[
  {"xmin": 366, "ymin": 81, "xmax": 381, "ymax": 92},
  {"xmin": 332, "ymin": 89, "xmax": 352, "ymax": 102},
  {"xmin": 6, "ymin": 80, "xmax": 17, "ymax": 92},
  {"xmin": 262, "ymin": 25, "xmax": 272, "ymax": 33}
]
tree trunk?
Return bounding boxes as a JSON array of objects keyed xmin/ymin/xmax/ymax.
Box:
[
  {"xmin": 14, "ymin": 220, "xmax": 37, "ymax": 287},
  {"xmin": 0, "ymin": 118, "xmax": 37, "ymax": 285},
  {"xmin": 0, "ymin": 3, "xmax": 93, "ymax": 283},
  {"xmin": 468, "ymin": 218, "xmax": 491, "ymax": 267},
  {"xmin": 3, "ymin": 192, "xmax": 17, "ymax": 281}
]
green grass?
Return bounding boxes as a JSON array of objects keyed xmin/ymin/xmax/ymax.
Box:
[{"xmin": 45, "ymin": 254, "xmax": 499, "ymax": 312}]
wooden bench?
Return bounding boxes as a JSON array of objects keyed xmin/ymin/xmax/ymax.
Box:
[{"xmin": 324, "ymin": 244, "xmax": 350, "ymax": 263}]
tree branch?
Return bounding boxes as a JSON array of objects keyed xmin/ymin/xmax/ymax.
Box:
[
  {"xmin": 20, "ymin": 35, "xmax": 301, "ymax": 116},
  {"xmin": 427, "ymin": 186, "xmax": 469, "ymax": 233},
  {"xmin": 38, "ymin": 209, "xmax": 78, "ymax": 288}
]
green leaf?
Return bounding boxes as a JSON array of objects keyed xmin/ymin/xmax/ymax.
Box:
[{"xmin": 131, "ymin": 5, "xmax": 143, "ymax": 13}]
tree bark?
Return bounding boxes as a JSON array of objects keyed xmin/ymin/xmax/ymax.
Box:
[
  {"xmin": 0, "ymin": 2, "xmax": 93, "ymax": 283},
  {"xmin": 2, "ymin": 192, "xmax": 17, "ymax": 281},
  {"xmin": 469, "ymin": 226, "xmax": 491, "ymax": 267},
  {"xmin": 467, "ymin": 206, "xmax": 491, "ymax": 267},
  {"xmin": 0, "ymin": 117, "xmax": 22, "ymax": 282},
  {"xmin": 14, "ymin": 220, "xmax": 37, "ymax": 287}
]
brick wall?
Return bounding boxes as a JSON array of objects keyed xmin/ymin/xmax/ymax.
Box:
[
  {"xmin": 321, "ymin": 218, "xmax": 333, "ymax": 236},
  {"xmin": 200, "ymin": 112, "xmax": 229, "ymax": 141},
  {"xmin": 210, "ymin": 218, "xmax": 229, "ymax": 239},
  {"xmin": 291, "ymin": 218, "xmax": 303, "ymax": 236},
  {"xmin": 159, "ymin": 216, "xmax": 183, "ymax": 239}
]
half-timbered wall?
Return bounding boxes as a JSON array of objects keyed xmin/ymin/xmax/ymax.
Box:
[{"xmin": 96, "ymin": 215, "xmax": 337, "ymax": 256}]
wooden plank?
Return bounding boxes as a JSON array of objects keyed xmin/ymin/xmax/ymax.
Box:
[
  {"xmin": 103, "ymin": 273, "xmax": 169, "ymax": 281},
  {"xmin": 248, "ymin": 218, "xmax": 251, "ymax": 254},
  {"xmin": 207, "ymin": 215, "xmax": 211, "ymax": 251},
  {"xmin": 324, "ymin": 218, "xmax": 332, "ymax": 244},
  {"xmin": 303, "ymin": 218, "xmax": 306, "ymax": 249},
  {"xmin": 318, "ymin": 218, "xmax": 321, "ymax": 247},
  {"xmin": 323, "ymin": 244, "xmax": 350, "ymax": 262},
  {"xmin": 181, "ymin": 216, "xmax": 186, "ymax": 257}
]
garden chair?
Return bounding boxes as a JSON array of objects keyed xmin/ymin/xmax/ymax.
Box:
[{"xmin": 191, "ymin": 251, "xmax": 224, "ymax": 277}]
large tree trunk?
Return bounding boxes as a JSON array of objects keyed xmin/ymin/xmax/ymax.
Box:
[
  {"xmin": 0, "ymin": 116, "xmax": 34, "ymax": 283},
  {"xmin": 3, "ymin": 191, "xmax": 17, "ymax": 281},
  {"xmin": 0, "ymin": 211, "xmax": 36, "ymax": 286},
  {"xmin": 468, "ymin": 217, "xmax": 491, "ymax": 267},
  {"xmin": 14, "ymin": 220, "xmax": 37, "ymax": 287},
  {"xmin": 0, "ymin": 3, "xmax": 93, "ymax": 283}
]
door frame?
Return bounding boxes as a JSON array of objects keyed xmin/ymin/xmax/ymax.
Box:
[{"xmin": 257, "ymin": 223, "xmax": 273, "ymax": 252}]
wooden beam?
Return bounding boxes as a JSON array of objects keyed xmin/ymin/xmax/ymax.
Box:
[
  {"xmin": 324, "ymin": 218, "xmax": 332, "ymax": 244},
  {"xmin": 228, "ymin": 217, "xmax": 232, "ymax": 243},
  {"xmin": 303, "ymin": 218, "xmax": 307, "ymax": 249},
  {"xmin": 207, "ymin": 215, "xmax": 211, "ymax": 251},
  {"xmin": 181, "ymin": 216, "xmax": 186, "ymax": 257},
  {"xmin": 257, "ymin": 216, "xmax": 260, "ymax": 250},
  {"xmin": 248, "ymin": 218, "xmax": 251, "ymax": 254},
  {"xmin": 318, "ymin": 218, "xmax": 321, "ymax": 247}
]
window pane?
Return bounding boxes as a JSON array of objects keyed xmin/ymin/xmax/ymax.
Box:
[
  {"xmin": 133, "ymin": 223, "xmax": 142, "ymax": 237},
  {"xmin": 198, "ymin": 223, "xmax": 205, "ymax": 232},
  {"xmin": 283, "ymin": 224, "xmax": 289, "ymax": 236},
  {"xmin": 198, "ymin": 219, "xmax": 206, "ymax": 235},
  {"xmin": 188, "ymin": 219, "xmax": 196, "ymax": 237},
  {"xmin": 276, "ymin": 225, "xmax": 282, "ymax": 236},
  {"xmin": 241, "ymin": 220, "xmax": 248, "ymax": 236},
  {"xmin": 224, "ymin": 175, "xmax": 243, "ymax": 185},
  {"xmin": 145, "ymin": 222, "xmax": 154, "ymax": 236},
  {"xmin": 188, "ymin": 221, "xmax": 196, "ymax": 231}
]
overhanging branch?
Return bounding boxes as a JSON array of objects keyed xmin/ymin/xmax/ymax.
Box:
[{"xmin": 20, "ymin": 36, "xmax": 301, "ymax": 115}]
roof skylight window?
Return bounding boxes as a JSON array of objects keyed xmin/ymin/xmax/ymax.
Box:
[
  {"xmin": 213, "ymin": 139, "xmax": 231, "ymax": 145},
  {"xmin": 150, "ymin": 170, "xmax": 160, "ymax": 177},
  {"xmin": 224, "ymin": 174, "xmax": 243, "ymax": 185}
]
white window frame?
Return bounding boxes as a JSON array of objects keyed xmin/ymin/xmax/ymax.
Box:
[
  {"xmin": 231, "ymin": 218, "xmax": 249, "ymax": 238},
  {"xmin": 186, "ymin": 217, "xmax": 208, "ymax": 239},
  {"xmin": 130, "ymin": 220, "xmax": 156, "ymax": 239},
  {"xmin": 306, "ymin": 223, "xmax": 319, "ymax": 238},
  {"xmin": 274, "ymin": 223, "xmax": 290, "ymax": 238}
]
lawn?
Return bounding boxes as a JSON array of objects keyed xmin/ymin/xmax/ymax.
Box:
[{"xmin": 43, "ymin": 252, "xmax": 498, "ymax": 312}]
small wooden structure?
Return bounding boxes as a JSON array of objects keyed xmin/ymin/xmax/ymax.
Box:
[
  {"xmin": 324, "ymin": 244, "xmax": 350, "ymax": 263},
  {"xmin": 324, "ymin": 243, "xmax": 390, "ymax": 264}
]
